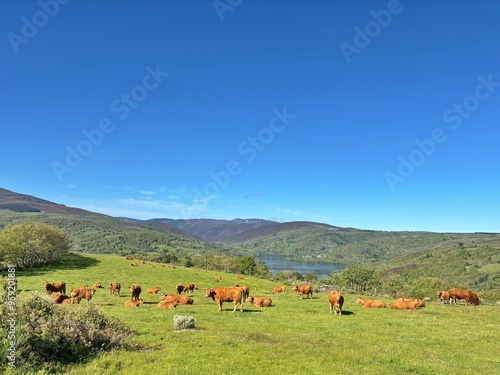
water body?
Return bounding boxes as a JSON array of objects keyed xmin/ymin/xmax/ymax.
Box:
[{"xmin": 259, "ymin": 256, "xmax": 345, "ymax": 279}]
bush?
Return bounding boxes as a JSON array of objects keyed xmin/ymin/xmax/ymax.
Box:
[
  {"xmin": 0, "ymin": 292, "xmax": 132, "ymax": 373},
  {"xmin": 173, "ymin": 315, "xmax": 196, "ymax": 330}
]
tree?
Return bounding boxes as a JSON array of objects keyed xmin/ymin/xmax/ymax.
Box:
[
  {"xmin": 304, "ymin": 273, "xmax": 318, "ymax": 283},
  {"xmin": 0, "ymin": 222, "xmax": 69, "ymax": 268},
  {"xmin": 382, "ymin": 274, "xmax": 407, "ymax": 298},
  {"xmin": 332, "ymin": 265, "xmax": 381, "ymax": 293},
  {"xmin": 409, "ymin": 277, "xmax": 447, "ymax": 299}
]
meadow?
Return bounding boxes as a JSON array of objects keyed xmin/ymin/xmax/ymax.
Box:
[{"xmin": 15, "ymin": 253, "xmax": 500, "ymax": 375}]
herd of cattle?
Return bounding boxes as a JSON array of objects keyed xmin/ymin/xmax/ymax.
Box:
[{"xmin": 42, "ymin": 276, "xmax": 481, "ymax": 314}]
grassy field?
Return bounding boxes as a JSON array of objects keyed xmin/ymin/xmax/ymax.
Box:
[{"xmin": 14, "ymin": 253, "xmax": 500, "ymax": 375}]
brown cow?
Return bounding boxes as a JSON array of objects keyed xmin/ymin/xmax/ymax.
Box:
[
  {"xmin": 175, "ymin": 284, "xmax": 185, "ymax": 295},
  {"xmin": 214, "ymin": 275, "xmax": 221, "ymax": 283},
  {"xmin": 183, "ymin": 284, "xmax": 198, "ymax": 294},
  {"xmin": 448, "ymin": 288, "xmax": 480, "ymax": 306},
  {"xmin": 390, "ymin": 298, "xmax": 419, "ymax": 310},
  {"xmin": 70, "ymin": 285, "xmax": 89, "ymax": 300},
  {"xmin": 205, "ymin": 287, "xmax": 244, "ymax": 313},
  {"xmin": 272, "ymin": 286, "xmax": 287, "ymax": 295},
  {"xmin": 292, "ymin": 284, "xmax": 313, "ymax": 299},
  {"xmin": 82, "ymin": 289, "xmax": 96, "ymax": 304},
  {"xmin": 44, "ymin": 281, "xmax": 66, "ymax": 295},
  {"xmin": 52, "ymin": 293, "xmax": 70, "ymax": 304},
  {"xmin": 93, "ymin": 282, "xmax": 103, "ymax": 289},
  {"xmin": 356, "ymin": 297, "xmax": 386, "ymax": 308},
  {"xmin": 62, "ymin": 296, "xmax": 81, "ymax": 304},
  {"xmin": 235, "ymin": 274, "xmax": 244, "ymax": 280},
  {"xmin": 129, "ymin": 284, "xmax": 142, "ymax": 301},
  {"xmin": 436, "ymin": 290, "xmax": 450, "ymax": 304},
  {"xmin": 234, "ymin": 285, "xmax": 250, "ymax": 300},
  {"xmin": 329, "ymin": 291, "xmax": 344, "ymax": 315},
  {"xmin": 159, "ymin": 293, "xmax": 194, "ymax": 305},
  {"xmin": 108, "ymin": 282, "xmax": 121, "ymax": 296},
  {"xmin": 124, "ymin": 298, "xmax": 143, "ymax": 307},
  {"xmin": 147, "ymin": 287, "xmax": 162, "ymax": 294},
  {"xmin": 246, "ymin": 296, "xmax": 273, "ymax": 307},
  {"xmin": 130, "ymin": 263, "xmax": 139, "ymax": 267},
  {"xmin": 158, "ymin": 300, "xmax": 181, "ymax": 309}
]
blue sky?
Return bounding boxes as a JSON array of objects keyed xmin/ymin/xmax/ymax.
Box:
[{"xmin": 1, "ymin": 0, "xmax": 499, "ymax": 232}]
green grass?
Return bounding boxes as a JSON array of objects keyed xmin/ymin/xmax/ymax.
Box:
[{"xmin": 14, "ymin": 253, "xmax": 500, "ymax": 375}]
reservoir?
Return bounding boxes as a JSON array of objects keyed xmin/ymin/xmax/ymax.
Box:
[{"xmin": 259, "ymin": 256, "xmax": 345, "ymax": 279}]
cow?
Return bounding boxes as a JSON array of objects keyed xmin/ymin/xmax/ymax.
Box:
[
  {"xmin": 214, "ymin": 275, "xmax": 221, "ymax": 283},
  {"xmin": 356, "ymin": 297, "xmax": 386, "ymax": 308},
  {"xmin": 398, "ymin": 298, "xmax": 425, "ymax": 308},
  {"xmin": 82, "ymin": 289, "xmax": 96, "ymax": 304},
  {"xmin": 62, "ymin": 296, "xmax": 81, "ymax": 304},
  {"xmin": 124, "ymin": 299, "xmax": 143, "ymax": 307},
  {"xmin": 93, "ymin": 282, "xmax": 103, "ymax": 289},
  {"xmin": 130, "ymin": 263, "xmax": 139, "ymax": 267},
  {"xmin": 159, "ymin": 293, "xmax": 194, "ymax": 305},
  {"xmin": 235, "ymin": 285, "xmax": 250, "ymax": 300},
  {"xmin": 436, "ymin": 290, "xmax": 450, "ymax": 304},
  {"xmin": 448, "ymin": 288, "xmax": 480, "ymax": 306},
  {"xmin": 235, "ymin": 274, "xmax": 244, "ymax": 280},
  {"xmin": 140, "ymin": 260, "xmax": 145, "ymax": 264},
  {"xmin": 246, "ymin": 296, "xmax": 273, "ymax": 307},
  {"xmin": 390, "ymin": 298, "xmax": 419, "ymax": 310},
  {"xmin": 158, "ymin": 300, "xmax": 181, "ymax": 309},
  {"xmin": 205, "ymin": 287, "xmax": 244, "ymax": 313},
  {"xmin": 129, "ymin": 284, "xmax": 142, "ymax": 301},
  {"xmin": 44, "ymin": 281, "xmax": 66, "ymax": 295},
  {"xmin": 108, "ymin": 282, "xmax": 121, "ymax": 296},
  {"xmin": 70, "ymin": 285, "xmax": 89, "ymax": 300},
  {"xmin": 183, "ymin": 284, "xmax": 198, "ymax": 294},
  {"xmin": 272, "ymin": 286, "xmax": 287, "ymax": 295},
  {"xmin": 147, "ymin": 287, "xmax": 162, "ymax": 294},
  {"xmin": 52, "ymin": 293, "xmax": 70, "ymax": 304},
  {"xmin": 329, "ymin": 291, "xmax": 344, "ymax": 315},
  {"xmin": 292, "ymin": 284, "xmax": 313, "ymax": 299},
  {"xmin": 175, "ymin": 284, "xmax": 185, "ymax": 295}
]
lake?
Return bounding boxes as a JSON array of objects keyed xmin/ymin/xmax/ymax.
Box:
[{"xmin": 259, "ymin": 256, "xmax": 345, "ymax": 279}]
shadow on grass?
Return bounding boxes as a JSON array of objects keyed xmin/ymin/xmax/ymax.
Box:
[
  {"xmin": 336, "ymin": 310, "xmax": 354, "ymax": 316},
  {"xmin": 17, "ymin": 253, "xmax": 101, "ymax": 276}
]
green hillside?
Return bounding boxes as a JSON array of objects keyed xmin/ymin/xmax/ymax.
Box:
[{"xmin": 6, "ymin": 253, "xmax": 500, "ymax": 375}]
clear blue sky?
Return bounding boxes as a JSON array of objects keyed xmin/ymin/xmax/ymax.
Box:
[{"xmin": 1, "ymin": 0, "xmax": 499, "ymax": 232}]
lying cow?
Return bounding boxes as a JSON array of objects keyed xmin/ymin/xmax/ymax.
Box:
[
  {"xmin": 329, "ymin": 291, "xmax": 344, "ymax": 315},
  {"xmin": 214, "ymin": 275, "xmax": 221, "ymax": 283},
  {"xmin": 129, "ymin": 284, "xmax": 142, "ymax": 301},
  {"xmin": 272, "ymin": 286, "xmax": 286, "ymax": 295},
  {"xmin": 62, "ymin": 296, "xmax": 81, "ymax": 304},
  {"xmin": 356, "ymin": 297, "xmax": 386, "ymax": 308},
  {"xmin": 390, "ymin": 298, "xmax": 419, "ymax": 310},
  {"xmin": 158, "ymin": 300, "xmax": 181, "ymax": 309},
  {"xmin": 246, "ymin": 296, "xmax": 272, "ymax": 307},
  {"xmin": 44, "ymin": 281, "xmax": 66, "ymax": 295},
  {"xmin": 292, "ymin": 284, "xmax": 313, "ymax": 299},
  {"xmin": 147, "ymin": 287, "xmax": 162, "ymax": 294},
  {"xmin": 124, "ymin": 299, "xmax": 143, "ymax": 307},
  {"xmin": 159, "ymin": 293, "xmax": 194, "ymax": 305},
  {"xmin": 205, "ymin": 287, "xmax": 244, "ymax": 313},
  {"xmin": 448, "ymin": 288, "xmax": 480, "ymax": 306},
  {"xmin": 108, "ymin": 282, "xmax": 121, "ymax": 296},
  {"xmin": 52, "ymin": 293, "xmax": 70, "ymax": 304}
]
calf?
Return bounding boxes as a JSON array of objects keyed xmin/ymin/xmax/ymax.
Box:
[
  {"xmin": 62, "ymin": 296, "xmax": 81, "ymax": 304},
  {"xmin": 246, "ymin": 296, "xmax": 273, "ymax": 307},
  {"xmin": 44, "ymin": 281, "xmax": 66, "ymax": 295},
  {"xmin": 147, "ymin": 287, "xmax": 162, "ymax": 294},
  {"xmin": 124, "ymin": 299, "xmax": 143, "ymax": 307},
  {"xmin": 52, "ymin": 293, "xmax": 70, "ymax": 304},
  {"xmin": 129, "ymin": 284, "xmax": 142, "ymax": 301},
  {"xmin": 272, "ymin": 286, "xmax": 286, "ymax": 295},
  {"xmin": 70, "ymin": 285, "xmax": 89, "ymax": 300},
  {"xmin": 175, "ymin": 284, "xmax": 185, "ymax": 295},
  {"xmin": 93, "ymin": 282, "xmax": 103, "ymax": 289},
  {"xmin": 159, "ymin": 293, "xmax": 194, "ymax": 305},
  {"xmin": 183, "ymin": 284, "xmax": 198, "ymax": 294},
  {"xmin": 108, "ymin": 282, "xmax": 121, "ymax": 296},
  {"xmin": 329, "ymin": 291, "xmax": 344, "ymax": 315},
  {"xmin": 158, "ymin": 300, "xmax": 180, "ymax": 309},
  {"xmin": 356, "ymin": 297, "xmax": 386, "ymax": 308},
  {"xmin": 82, "ymin": 289, "xmax": 96, "ymax": 304}
]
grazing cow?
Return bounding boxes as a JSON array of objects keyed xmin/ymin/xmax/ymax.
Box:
[
  {"xmin": 390, "ymin": 298, "xmax": 419, "ymax": 310},
  {"xmin": 130, "ymin": 263, "xmax": 139, "ymax": 267},
  {"xmin": 329, "ymin": 291, "xmax": 344, "ymax": 315},
  {"xmin": 52, "ymin": 293, "xmax": 70, "ymax": 304},
  {"xmin": 158, "ymin": 300, "xmax": 181, "ymax": 309},
  {"xmin": 44, "ymin": 281, "xmax": 66, "ymax": 295},
  {"xmin": 356, "ymin": 297, "xmax": 386, "ymax": 308},
  {"xmin": 204, "ymin": 287, "xmax": 244, "ymax": 313},
  {"xmin": 70, "ymin": 285, "xmax": 89, "ymax": 300},
  {"xmin": 83, "ymin": 289, "xmax": 96, "ymax": 304},
  {"xmin": 214, "ymin": 275, "xmax": 221, "ymax": 283},
  {"xmin": 108, "ymin": 282, "xmax": 121, "ymax": 296},
  {"xmin": 436, "ymin": 290, "xmax": 450, "ymax": 304},
  {"xmin": 292, "ymin": 285, "xmax": 313, "ymax": 299},
  {"xmin": 159, "ymin": 293, "xmax": 194, "ymax": 305},
  {"xmin": 93, "ymin": 282, "xmax": 103, "ymax": 289},
  {"xmin": 235, "ymin": 274, "xmax": 244, "ymax": 280},
  {"xmin": 175, "ymin": 284, "xmax": 185, "ymax": 295},
  {"xmin": 124, "ymin": 299, "xmax": 143, "ymax": 307},
  {"xmin": 183, "ymin": 284, "xmax": 198, "ymax": 294},
  {"xmin": 272, "ymin": 286, "xmax": 287, "ymax": 295},
  {"xmin": 147, "ymin": 287, "xmax": 162, "ymax": 294},
  {"xmin": 448, "ymin": 288, "xmax": 480, "ymax": 306},
  {"xmin": 129, "ymin": 284, "xmax": 142, "ymax": 301},
  {"xmin": 246, "ymin": 296, "xmax": 273, "ymax": 307}
]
